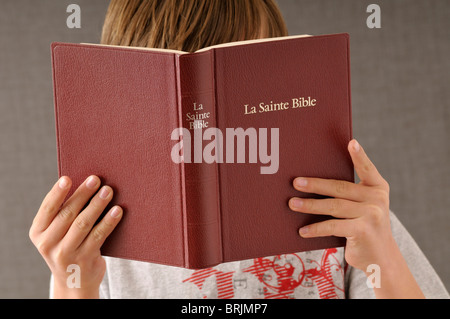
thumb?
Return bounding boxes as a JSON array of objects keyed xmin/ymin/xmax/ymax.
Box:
[{"xmin": 348, "ymin": 139, "xmax": 387, "ymax": 188}]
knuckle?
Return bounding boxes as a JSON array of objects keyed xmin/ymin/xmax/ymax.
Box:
[
  {"xmin": 28, "ymin": 226, "xmax": 36, "ymax": 242},
  {"xmin": 89, "ymin": 197, "xmax": 105, "ymax": 211},
  {"xmin": 58, "ymin": 203, "xmax": 77, "ymax": 221},
  {"xmin": 53, "ymin": 247, "xmax": 68, "ymax": 263},
  {"xmin": 103, "ymin": 218, "xmax": 115, "ymax": 229},
  {"xmin": 29, "ymin": 227, "xmax": 42, "ymax": 245},
  {"xmin": 335, "ymin": 180, "xmax": 348, "ymax": 195},
  {"xmin": 92, "ymin": 226, "xmax": 106, "ymax": 243},
  {"xmin": 362, "ymin": 159, "xmax": 374, "ymax": 174},
  {"xmin": 329, "ymin": 199, "xmax": 341, "ymax": 215},
  {"xmin": 366, "ymin": 205, "xmax": 384, "ymax": 226},
  {"xmin": 75, "ymin": 216, "xmax": 91, "ymax": 232},
  {"xmin": 375, "ymin": 188, "xmax": 388, "ymax": 199},
  {"xmin": 325, "ymin": 220, "xmax": 336, "ymax": 235},
  {"xmin": 41, "ymin": 200, "xmax": 58, "ymax": 215},
  {"xmin": 366, "ymin": 204, "xmax": 383, "ymax": 217},
  {"xmin": 365, "ymin": 204, "xmax": 385, "ymax": 227},
  {"xmin": 36, "ymin": 240, "xmax": 51, "ymax": 256},
  {"xmin": 373, "ymin": 189, "xmax": 390, "ymax": 207}
]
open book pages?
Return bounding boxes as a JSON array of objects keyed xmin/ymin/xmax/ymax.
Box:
[{"xmin": 81, "ymin": 34, "xmax": 311, "ymax": 54}]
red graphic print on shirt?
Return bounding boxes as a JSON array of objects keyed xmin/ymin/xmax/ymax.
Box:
[{"xmin": 182, "ymin": 248, "xmax": 345, "ymax": 299}]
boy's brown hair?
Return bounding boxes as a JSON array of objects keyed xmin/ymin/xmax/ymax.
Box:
[{"xmin": 101, "ymin": 0, "xmax": 288, "ymax": 52}]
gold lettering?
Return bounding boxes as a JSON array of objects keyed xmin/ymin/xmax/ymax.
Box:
[
  {"xmin": 243, "ymin": 96, "xmax": 317, "ymax": 115},
  {"xmin": 186, "ymin": 112, "xmax": 210, "ymax": 122},
  {"xmin": 258, "ymin": 101, "xmax": 289, "ymax": 113},
  {"xmin": 244, "ymin": 104, "xmax": 257, "ymax": 115},
  {"xmin": 193, "ymin": 102, "xmax": 203, "ymax": 110},
  {"xmin": 292, "ymin": 97, "xmax": 317, "ymax": 108},
  {"xmin": 189, "ymin": 120, "xmax": 209, "ymax": 130}
]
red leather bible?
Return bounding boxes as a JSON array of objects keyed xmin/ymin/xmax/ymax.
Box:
[{"xmin": 51, "ymin": 33, "xmax": 353, "ymax": 269}]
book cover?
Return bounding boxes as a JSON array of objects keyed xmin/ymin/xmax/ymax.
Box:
[{"xmin": 51, "ymin": 33, "xmax": 353, "ymax": 269}]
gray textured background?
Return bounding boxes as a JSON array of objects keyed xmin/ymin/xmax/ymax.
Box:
[{"xmin": 0, "ymin": 0, "xmax": 448, "ymax": 298}]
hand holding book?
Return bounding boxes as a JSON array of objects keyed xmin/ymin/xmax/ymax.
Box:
[
  {"xmin": 30, "ymin": 139, "xmax": 423, "ymax": 298},
  {"xmin": 50, "ymin": 34, "xmax": 355, "ymax": 268},
  {"xmin": 29, "ymin": 175, "xmax": 123, "ymax": 298},
  {"xmin": 289, "ymin": 139, "xmax": 424, "ymax": 298}
]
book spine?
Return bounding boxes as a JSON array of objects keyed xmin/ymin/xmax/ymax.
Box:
[{"xmin": 176, "ymin": 51, "xmax": 222, "ymax": 269}]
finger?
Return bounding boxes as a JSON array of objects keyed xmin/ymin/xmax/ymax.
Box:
[
  {"xmin": 289, "ymin": 197, "xmax": 363, "ymax": 219},
  {"xmin": 348, "ymin": 139, "xmax": 387, "ymax": 188},
  {"xmin": 63, "ymin": 185, "xmax": 114, "ymax": 250},
  {"xmin": 81, "ymin": 205, "xmax": 123, "ymax": 252},
  {"xmin": 299, "ymin": 219, "xmax": 356, "ymax": 238},
  {"xmin": 45, "ymin": 175, "xmax": 101, "ymax": 241},
  {"xmin": 31, "ymin": 176, "xmax": 72, "ymax": 235},
  {"xmin": 293, "ymin": 177, "xmax": 371, "ymax": 202}
]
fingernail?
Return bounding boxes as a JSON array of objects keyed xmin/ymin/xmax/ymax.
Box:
[
  {"xmin": 294, "ymin": 178, "xmax": 308, "ymax": 188},
  {"xmin": 290, "ymin": 198, "xmax": 303, "ymax": 209},
  {"xmin": 110, "ymin": 206, "xmax": 122, "ymax": 218},
  {"xmin": 299, "ymin": 226, "xmax": 309, "ymax": 236},
  {"xmin": 58, "ymin": 177, "xmax": 70, "ymax": 189},
  {"xmin": 99, "ymin": 186, "xmax": 110, "ymax": 199},
  {"xmin": 352, "ymin": 140, "xmax": 360, "ymax": 152},
  {"xmin": 86, "ymin": 176, "xmax": 98, "ymax": 189}
]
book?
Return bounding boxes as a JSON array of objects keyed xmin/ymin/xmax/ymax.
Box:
[{"xmin": 51, "ymin": 33, "xmax": 353, "ymax": 269}]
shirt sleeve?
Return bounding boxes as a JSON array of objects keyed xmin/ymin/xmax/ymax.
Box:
[{"xmin": 345, "ymin": 211, "xmax": 449, "ymax": 299}]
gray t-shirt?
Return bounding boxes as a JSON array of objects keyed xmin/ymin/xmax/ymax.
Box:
[{"xmin": 93, "ymin": 212, "xmax": 448, "ymax": 299}]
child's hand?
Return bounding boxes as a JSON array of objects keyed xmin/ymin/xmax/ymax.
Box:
[
  {"xmin": 29, "ymin": 175, "xmax": 123, "ymax": 298},
  {"xmin": 289, "ymin": 139, "xmax": 392, "ymax": 271},
  {"xmin": 289, "ymin": 139, "xmax": 424, "ymax": 298}
]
